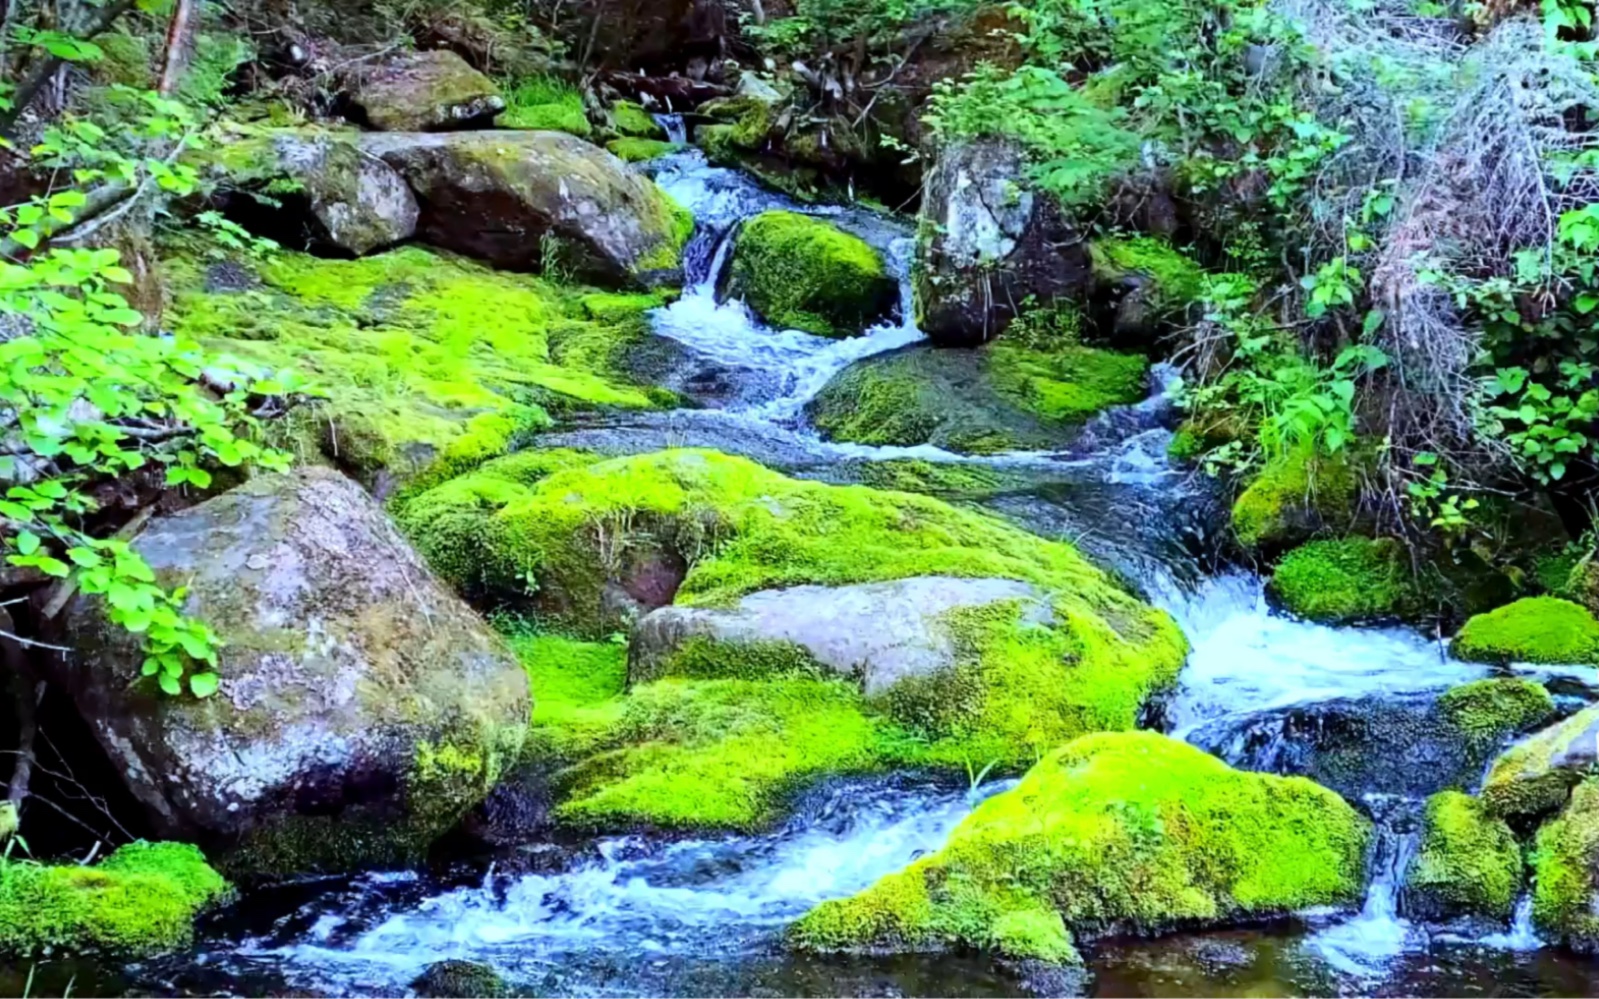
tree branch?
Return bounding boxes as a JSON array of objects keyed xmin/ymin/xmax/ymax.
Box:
[{"xmin": 156, "ymin": 0, "xmax": 197, "ymax": 97}]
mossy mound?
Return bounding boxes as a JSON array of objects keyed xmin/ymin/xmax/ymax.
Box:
[
  {"xmin": 498, "ymin": 75, "xmax": 590, "ymax": 135},
  {"xmin": 1231, "ymin": 448, "xmax": 1357, "ymax": 551},
  {"xmin": 1090, "ymin": 237, "xmax": 1207, "ymax": 344},
  {"xmin": 1437, "ymin": 678, "xmax": 1556, "ymax": 756},
  {"xmin": 789, "ymin": 732, "xmax": 1369, "ymax": 961},
  {"xmin": 0, "ymin": 842, "xmax": 229, "ymax": 958},
  {"xmin": 611, "ymin": 100, "xmax": 666, "ymax": 138},
  {"xmin": 163, "ymin": 244, "xmax": 672, "ymax": 489},
  {"xmin": 725, "ymin": 211, "xmax": 897, "ymax": 337},
  {"xmin": 413, "ymin": 960, "xmax": 509, "ymax": 999},
  {"xmin": 1450, "ymin": 596, "xmax": 1599, "ymax": 665},
  {"xmin": 1532, "ymin": 778, "xmax": 1599, "ymax": 950},
  {"xmin": 1480, "ymin": 703, "xmax": 1599, "ymax": 819},
  {"xmin": 1403, "ymin": 791, "xmax": 1523, "ymax": 922},
  {"xmin": 1268, "ymin": 537, "xmax": 1415, "ymax": 623},
  {"xmin": 607, "ymin": 138, "xmax": 683, "ymax": 162},
  {"xmin": 806, "ymin": 342, "xmax": 1148, "ymax": 454}
]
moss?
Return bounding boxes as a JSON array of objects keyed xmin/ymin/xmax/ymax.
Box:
[
  {"xmin": 508, "ymin": 629, "xmax": 629, "ymax": 760},
  {"xmin": 1437, "ymin": 678, "xmax": 1556, "ymax": 755},
  {"xmin": 790, "ymin": 732, "xmax": 1369, "ymax": 957},
  {"xmin": 726, "ymin": 211, "xmax": 896, "ymax": 338},
  {"xmin": 413, "ymin": 960, "xmax": 508, "ymax": 999},
  {"xmin": 853, "ymin": 459, "xmax": 1017, "ymax": 497},
  {"xmin": 1404, "ymin": 791, "xmax": 1523, "ymax": 922},
  {"xmin": 1480, "ymin": 702, "xmax": 1599, "ymax": 818},
  {"xmin": 1167, "ymin": 415, "xmax": 1246, "ymax": 463},
  {"xmin": 0, "ymin": 842, "xmax": 228, "ymax": 958},
  {"xmin": 1450, "ymin": 596, "xmax": 1599, "ymax": 665},
  {"xmin": 1531, "ymin": 778, "xmax": 1599, "ymax": 949},
  {"xmin": 1268, "ymin": 537, "xmax": 1415, "ymax": 623},
  {"xmin": 1231, "ymin": 448, "xmax": 1357, "ymax": 551},
  {"xmin": 612, "ymin": 100, "xmax": 665, "ymax": 138},
  {"xmin": 607, "ymin": 138, "xmax": 683, "ymax": 162},
  {"xmin": 163, "ymin": 244, "xmax": 668, "ymax": 488},
  {"xmin": 1091, "ymin": 237, "xmax": 1206, "ymax": 313},
  {"xmin": 499, "ymin": 75, "xmax": 590, "ymax": 136},
  {"xmin": 984, "ymin": 341, "xmax": 1148, "ymax": 425},
  {"xmin": 1537, "ymin": 547, "xmax": 1584, "ymax": 598},
  {"xmin": 696, "ymin": 96, "xmax": 776, "ymax": 154}
]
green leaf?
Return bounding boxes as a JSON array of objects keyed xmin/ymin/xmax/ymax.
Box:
[
  {"xmin": 158, "ymin": 673, "xmax": 182, "ymax": 697},
  {"xmin": 15, "ymin": 530, "xmax": 40, "ymax": 556},
  {"xmin": 189, "ymin": 672, "xmax": 220, "ymax": 698}
]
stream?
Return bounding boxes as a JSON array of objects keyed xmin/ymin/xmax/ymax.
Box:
[{"xmin": 20, "ymin": 143, "xmax": 1599, "ymax": 998}]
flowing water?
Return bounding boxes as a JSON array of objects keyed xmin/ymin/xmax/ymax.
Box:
[{"xmin": 22, "ymin": 142, "xmax": 1599, "ymax": 998}]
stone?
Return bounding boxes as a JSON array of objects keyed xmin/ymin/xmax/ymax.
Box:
[
  {"xmin": 1530, "ymin": 777, "xmax": 1599, "ymax": 950},
  {"xmin": 362, "ymin": 131, "xmax": 690, "ymax": 287},
  {"xmin": 1481, "ymin": 702, "xmax": 1599, "ymax": 818},
  {"xmin": 58, "ymin": 468, "xmax": 531, "ymax": 877},
  {"xmin": 914, "ymin": 138, "xmax": 1092, "ymax": 346},
  {"xmin": 344, "ymin": 50, "xmax": 504, "ymax": 132},
  {"xmin": 630, "ymin": 576, "xmax": 1053, "ymax": 696},
  {"xmin": 412, "ymin": 960, "xmax": 508, "ymax": 998},
  {"xmin": 1403, "ymin": 791, "xmax": 1523, "ymax": 923},
  {"xmin": 722, "ymin": 210, "xmax": 896, "ymax": 337}
]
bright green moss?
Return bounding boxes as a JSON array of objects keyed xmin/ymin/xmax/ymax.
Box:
[
  {"xmin": 1531, "ymin": 778, "xmax": 1599, "ymax": 948},
  {"xmin": 984, "ymin": 341, "xmax": 1148, "ymax": 425},
  {"xmin": 0, "ymin": 842, "xmax": 229, "ymax": 958},
  {"xmin": 854, "ymin": 459, "xmax": 1016, "ymax": 496},
  {"xmin": 1231, "ymin": 448, "xmax": 1357, "ymax": 551},
  {"xmin": 506, "ymin": 629, "xmax": 629, "ymax": 761},
  {"xmin": 611, "ymin": 100, "xmax": 665, "ymax": 138},
  {"xmin": 607, "ymin": 138, "xmax": 683, "ymax": 162},
  {"xmin": 1480, "ymin": 702, "xmax": 1599, "ymax": 818},
  {"xmin": 1438, "ymin": 678, "xmax": 1556, "ymax": 754},
  {"xmin": 1268, "ymin": 537, "xmax": 1414, "ymax": 624},
  {"xmin": 1450, "ymin": 596, "xmax": 1599, "ymax": 665},
  {"xmin": 1404, "ymin": 791, "xmax": 1523, "ymax": 922},
  {"xmin": 163, "ymin": 244, "xmax": 666, "ymax": 487},
  {"xmin": 1091, "ymin": 237, "xmax": 1206, "ymax": 312},
  {"xmin": 499, "ymin": 75, "xmax": 591, "ymax": 135},
  {"xmin": 696, "ymin": 96, "xmax": 776, "ymax": 154},
  {"xmin": 726, "ymin": 211, "xmax": 896, "ymax": 337},
  {"xmin": 790, "ymin": 732, "xmax": 1369, "ymax": 957}
]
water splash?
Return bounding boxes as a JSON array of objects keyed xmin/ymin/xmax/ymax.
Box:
[{"xmin": 1303, "ymin": 795, "xmax": 1424, "ymax": 977}]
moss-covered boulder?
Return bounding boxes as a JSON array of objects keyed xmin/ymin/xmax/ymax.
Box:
[
  {"xmin": 790, "ymin": 732, "xmax": 1369, "ymax": 961},
  {"xmin": 1438, "ymin": 678, "xmax": 1556, "ymax": 757},
  {"xmin": 611, "ymin": 100, "xmax": 665, "ymax": 138},
  {"xmin": 163, "ymin": 246, "xmax": 669, "ymax": 492},
  {"xmin": 198, "ymin": 127, "xmax": 419, "ymax": 256},
  {"xmin": 723, "ymin": 211, "xmax": 896, "ymax": 337},
  {"xmin": 0, "ymin": 842, "xmax": 229, "ymax": 958},
  {"xmin": 1451, "ymin": 596, "xmax": 1599, "ymax": 665},
  {"xmin": 1532, "ymin": 778, "xmax": 1599, "ymax": 950},
  {"xmin": 345, "ymin": 50, "xmax": 504, "ymax": 131},
  {"xmin": 412, "ymin": 960, "xmax": 508, "ymax": 998},
  {"xmin": 1268, "ymin": 537, "xmax": 1416, "ymax": 624},
  {"xmin": 498, "ymin": 75, "xmax": 591, "ymax": 135},
  {"xmin": 1481, "ymin": 703, "xmax": 1599, "ymax": 819},
  {"xmin": 1089, "ymin": 237, "xmax": 1207, "ymax": 348},
  {"xmin": 58, "ymin": 469, "xmax": 531, "ymax": 877},
  {"xmin": 1403, "ymin": 791, "xmax": 1523, "ymax": 922},
  {"xmin": 362, "ymin": 130, "xmax": 692, "ymax": 287},
  {"xmin": 607, "ymin": 138, "xmax": 682, "ymax": 162},
  {"xmin": 806, "ymin": 340, "xmax": 1148, "ymax": 454},
  {"xmin": 1231, "ymin": 448, "xmax": 1357, "ymax": 552}
]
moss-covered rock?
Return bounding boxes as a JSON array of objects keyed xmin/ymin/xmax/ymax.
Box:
[
  {"xmin": 345, "ymin": 50, "xmax": 504, "ymax": 131},
  {"xmin": 1231, "ymin": 448, "xmax": 1357, "ymax": 551},
  {"xmin": 607, "ymin": 138, "xmax": 683, "ymax": 162},
  {"xmin": 1403, "ymin": 791, "xmax": 1523, "ymax": 922},
  {"xmin": 412, "ymin": 960, "xmax": 508, "ymax": 998},
  {"xmin": 1450, "ymin": 596, "xmax": 1599, "ymax": 665},
  {"xmin": 1437, "ymin": 678, "xmax": 1556, "ymax": 757},
  {"xmin": 1268, "ymin": 537, "xmax": 1415, "ymax": 624},
  {"xmin": 1480, "ymin": 703, "xmax": 1599, "ymax": 819},
  {"xmin": 611, "ymin": 100, "xmax": 665, "ymax": 138},
  {"xmin": 499, "ymin": 75, "xmax": 590, "ymax": 135},
  {"xmin": 1531, "ymin": 778, "xmax": 1599, "ymax": 950},
  {"xmin": 789, "ymin": 732, "xmax": 1369, "ymax": 960},
  {"xmin": 163, "ymin": 245, "xmax": 669, "ymax": 491},
  {"xmin": 806, "ymin": 341, "xmax": 1147, "ymax": 454},
  {"xmin": 0, "ymin": 842, "xmax": 229, "ymax": 958},
  {"xmin": 1090, "ymin": 237, "xmax": 1207, "ymax": 347},
  {"xmin": 724, "ymin": 211, "xmax": 896, "ymax": 337}
]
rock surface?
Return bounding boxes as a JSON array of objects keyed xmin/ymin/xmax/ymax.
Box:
[
  {"xmin": 58, "ymin": 468, "xmax": 531, "ymax": 876},
  {"xmin": 345, "ymin": 50, "xmax": 505, "ymax": 132},
  {"xmin": 630, "ymin": 576, "xmax": 1053, "ymax": 695},
  {"xmin": 1481, "ymin": 702, "xmax": 1599, "ymax": 818},
  {"xmin": 915, "ymin": 138, "xmax": 1092, "ymax": 346},
  {"xmin": 362, "ymin": 130, "xmax": 689, "ymax": 286},
  {"xmin": 722, "ymin": 210, "xmax": 896, "ymax": 337}
]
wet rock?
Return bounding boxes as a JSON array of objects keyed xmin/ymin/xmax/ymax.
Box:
[
  {"xmin": 1403, "ymin": 790, "xmax": 1523, "ymax": 923},
  {"xmin": 630, "ymin": 575, "xmax": 1053, "ymax": 695},
  {"xmin": 362, "ymin": 130, "xmax": 690, "ymax": 287},
  {"xmin": 1451, "ymin": 596, "xmax": 1599, "ymax": 666},
  {"xmin": 201, "ymin": 129, "xmax": 419, "ymax": 256},
  {"xmin": 1481, "ymin": 702, "xmax": 1599, "ymax": 818},
  {"xmin": 412, "ymin": 959, "xmax": 507, "ymax": 998},
  {"xmin": 344, "ymin": 50, "xmax": 504, "ymax": 132},
  {"xmin": 914, "ymin": 138, "xmax": 1092, "ymax": 346},
  {"xmin": 722, "ymin": 210, "xmax": 896, "ymax": 337},
  {"xmin": 58, "ymin": 468, "xmax": 531, "ymax": 877},
  {"xmin": 1088, "ymin": 237, "xmax": 1206, "ymax": 351},
  {"xmin": 1530, "ymin": 777, "xmax": 1599, "ymax": 950}
]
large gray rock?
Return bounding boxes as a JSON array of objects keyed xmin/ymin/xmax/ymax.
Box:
[
  {"xmin": 914, "ymin": 138, "xmax": 1092, "ymax": 346},
  {"xmin": 1481, "ymin": 702, "xmax": 1599, "ymax": 818},
  {"xmin": 362, "ymin": 131, "xmax": 689, "ymax": 287},
  {"xmin": 345, "ymin": 50, "xmax": 504, "ymax": 132},
  {"xmin": 58, "ymin": 468, "xmax": 530, "ymax": 877},
  {"xmin": 630, "ymin": 575, "xmax": 1051, "ymax": 695},
  {"xmin": 204, "ymin": 129, "xmax": 418, "ymax": 256}
]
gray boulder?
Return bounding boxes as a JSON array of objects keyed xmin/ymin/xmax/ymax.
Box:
[
  {"xmin": 362, "ymin": 131, "xmax": 690, "ymax": 287},
  {"xmin": 1481, "ymin": 702, "xmax": 1599, "ymax": 818},
  {"xmin": 630, "ymin": 575, "xmax": 1051, "ymax": 695},
  {"xmin": 58, "ymin": 468, "xmax": 530, "ymax": 877},
  {"xmin": 914, "ymin": 138, "xmax": 1092, "ymax": 346},
  {"xmin": 345, "ymin": 50, "xmax": 504, "ymax": 132}
]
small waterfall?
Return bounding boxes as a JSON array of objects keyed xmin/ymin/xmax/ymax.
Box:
[
  {"xmin": 655, "ymin": 113, "xmax": 688, "ymax": 144},
  {"xmin": 1305, "ymin": 795, "xmax": 1424, "ymax": 976},
  {"xmin": 1479, "ymin": 894, "xmax": 1544, "ymax": 951}
]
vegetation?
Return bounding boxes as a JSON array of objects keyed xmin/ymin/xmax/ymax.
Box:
[
  {"xmin": 1404, "ymin": 791, "xmax": 1523, "ymax": 923},
  {"xmin": 1450, "ymin": 597, "xmax": 1599, "ymax": 665},
  {"xmin": 1268, "ymin": 537, "xmax": 1414, "ymax": 623},
  {"xmin": 1438, "ymin": 678, "xmax": 1557, "ymax": 755},
  {"xmin": 499, "ymin": 75, "xmax": 590, "ymax": 135},
  {"xmin": 726, "ymin": 211, "xmax": 897, "ymax": 337},
  {"xmin": 1532, "ymin": 779, "xmax": 1599, "ymax": 949}
]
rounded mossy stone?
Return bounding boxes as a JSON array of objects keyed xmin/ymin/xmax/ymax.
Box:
[
  {"xmin": 413, "ymin": 960, "xmax": 508, "ymax": 998},
  {"xmin": 1450, "ymin": 596, "xmax": 1599, "ymax": 665},
  {"xmin": 1531, "ymin": 778, "xmax": 1599, "ymax": 950},
  {"xmin": 789, "ymin": 732, "xmax": 1370, "ymax": 958},
  {"xmin": 1480, "ymin": 702, "xmax": 1599, "ymax": 819},
  {"xmin": 607, "ymin": 138, "xmax": 682, "ymax": 162},
  {"xmin": 1437, "ymin": 678, "xmax": 1556, "ymax": 755},
  {"xmin": 1268, "ymin": 537, "xmax": 1415, "ymax": 624},
  {"xmin": 1404, "ymin": 791, "xmax": 1523, "ymax": 922},
  {"xmin": 611, "ymin": 100, "xmax": 666, "ymax": 138},
  {"xmin": 0, "ymin": 842, "xmax": 229, "ymax": 958},
  {"xmin": 1231, "ymin": 449, "xmax": 1357, "ymax": 551},
  {"xmin": 725, "ymin": 210, "xmax": 897, "ymax": 337}
]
